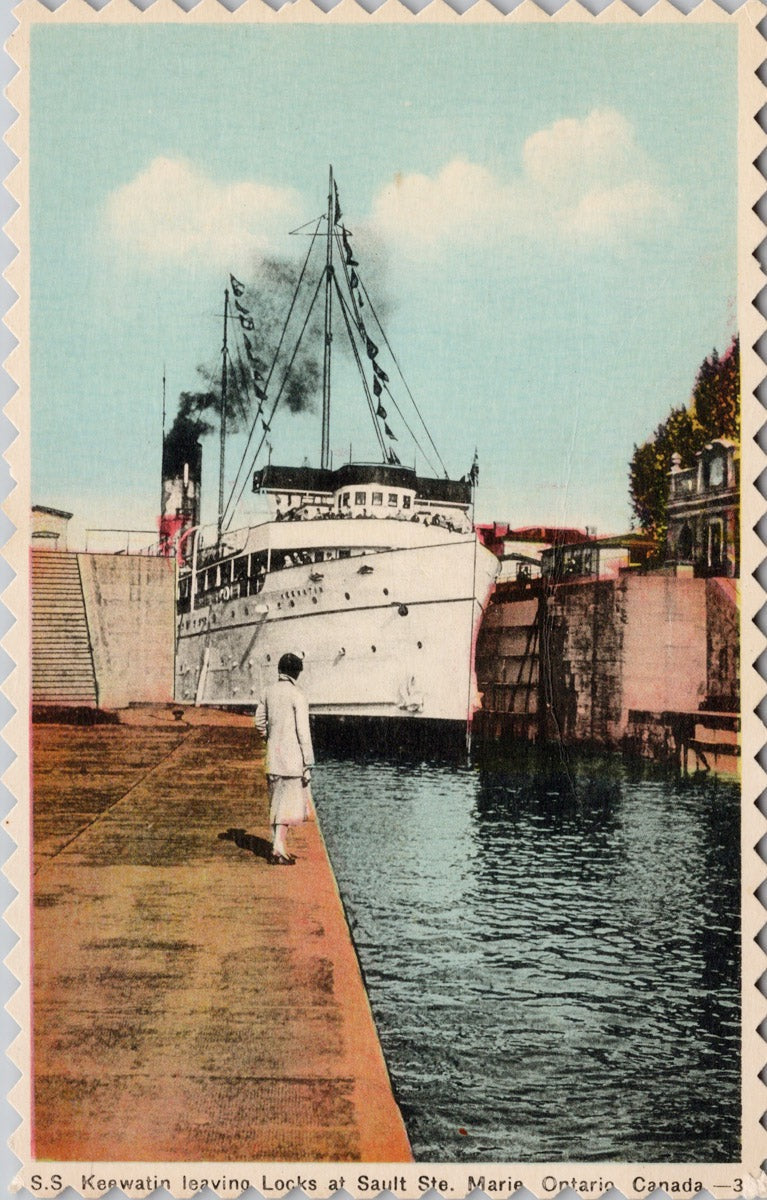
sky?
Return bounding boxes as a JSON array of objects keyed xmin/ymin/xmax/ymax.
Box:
[{"xmin": 29, "ymin": 21, "xmax": 738, "ymax": 541}]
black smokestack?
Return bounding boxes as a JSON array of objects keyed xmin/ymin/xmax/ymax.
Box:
[{"xmin": 162, "ymin": 392, "xmax": 212, "ymax": 480}]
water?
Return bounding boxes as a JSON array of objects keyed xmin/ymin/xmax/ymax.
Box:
[{"xmin": 315, "ymin": 750, "xmax": 740, "ymax": 1163}]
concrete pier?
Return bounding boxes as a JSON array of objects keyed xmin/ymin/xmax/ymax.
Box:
[{"xmin": 32, "ymin": 707, "xmax": 412, "ymax": 1163}]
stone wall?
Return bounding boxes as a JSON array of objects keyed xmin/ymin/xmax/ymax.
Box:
[
  {"xmin": 705, "ymin": 577, "xmax": 739, "ymax": 711},
  {"xmin": 479, "ymin": 574, "xmax": 715, "ymax": 751},
  {"xmin": 78, "ymin": 554, "xmax": 176, "ymax": 709},
  {"xmin": 620, "ymin": 575, "xmax": 708, "ymax": 723},
  {"xmin": 545, "ymin": 575, "xmax": 708, "ymax": 746},
  {"xmin": 541, "ymin": 579, "xmax": 624, "ymax": 745}
]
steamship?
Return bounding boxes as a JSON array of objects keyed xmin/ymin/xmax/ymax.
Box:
[{"xmin": 170, "ymin": 170, "xmax": 498, "ymax": 747}]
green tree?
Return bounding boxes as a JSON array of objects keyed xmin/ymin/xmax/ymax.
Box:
[
  {"xmin": 691, "ymin": 335, "xmax": 740, "ymax": 441},
  {"xmin": 629, "ymin": 407, "xmax": 702, "ymax": 560},
  {"xmin": 628, "ymin": 334, "xmax": 739, "ymax": 562}
]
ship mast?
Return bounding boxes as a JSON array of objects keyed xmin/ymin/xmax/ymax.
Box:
[
  {"xmin": 321, "ymin": 165, "xmax": 334, "ymax": 471},
  {"xmin": 217, "ymin": 286, "xmax": 229, "ymax": 542}
]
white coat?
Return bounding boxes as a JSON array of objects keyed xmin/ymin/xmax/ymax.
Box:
[{"xmin": 254, "ymin": 675, "xmax": 315, "ymax": 778}]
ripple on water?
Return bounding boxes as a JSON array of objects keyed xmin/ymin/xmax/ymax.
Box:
[{"xmin": 316, "ymin": 753, "xmax": 740, "ymax": 1162}]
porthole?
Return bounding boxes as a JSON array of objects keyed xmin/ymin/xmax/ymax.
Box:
[
  {"xmin": 371, "ymin": 645, "xmax": 377, "ymax": 653},
  {"xmin": 383, "ymin": 588, "xmax": 389, "ymax": 596},
  {"xmin": 266, "ymin": 654, "xmax": 271, "ymax": 662},
  {"xmin": 345, "ymin": 592, "xmax": 350, "ymax": 600},
  {"xmin": 417, "ymin": 641, "xmax": 423, "ymax": 649},
  {"xmin": 289, "ymin": 600, "xmax": 295, "ymax": 608},
  {"xmin": 312, "ymin": 596, "xmax": 318, "ymax": 604}
]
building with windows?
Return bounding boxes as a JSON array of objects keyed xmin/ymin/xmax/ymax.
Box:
[
  {"xmin": 31, "ymin": 504, "xmax": 73, "ymax": 551},
  {"xmin": 666, "ymin": 438, "xmax": 739, "ymax": 577}
]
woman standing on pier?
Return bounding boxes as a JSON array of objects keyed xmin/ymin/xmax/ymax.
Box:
[{"xmin": 254, "ymin": 652, "xmax": 315, "ymax": 866}]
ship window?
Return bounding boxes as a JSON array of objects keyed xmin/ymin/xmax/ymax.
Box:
[
  {"xmin": 343, "ymin": 493, "xmax": 350, "ymax": 507},
  {"xmin": 355, "ymin": 491, "xmax": 366, "ymax": 506},
  {"xmin": 388, "ymin": 493, "xmax": 397, "ymax": 507},
  {"xmin": 372, "ymin": 492, "xmax": 383, "ymax": 506},
  {"xmin": 403, "ymin": 495, "xmax": 411, "ymax": 509}
]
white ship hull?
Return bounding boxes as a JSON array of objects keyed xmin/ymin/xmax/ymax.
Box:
[{"xmin": 175, "ymin": 532, "xmax": 498, "ymax": 726}]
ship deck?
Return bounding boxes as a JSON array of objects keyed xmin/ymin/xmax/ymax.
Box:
[{"xmin": 32, "ymin": 706, "xmax": 412, "ymax": 1163}]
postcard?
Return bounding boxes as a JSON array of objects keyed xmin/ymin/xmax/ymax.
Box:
[{"xmin": 3, "ymin": 0, "xmax": 764, "ymax": 1196}]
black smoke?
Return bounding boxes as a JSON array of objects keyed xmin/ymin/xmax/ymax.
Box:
[
  {"xmin": 162, "ymin": 393, "xmax": 209, "ymax": 480},
  {"xmin": 163, "ymin": 358, "xmax": 254, "ymax": 477},
  {"xmin": 237, "ymin": 255, "xmax": 324, "ymax": 417},
  {"xmin": 166, "ymin": 223, "xmax": 394, "ymax": 454}
]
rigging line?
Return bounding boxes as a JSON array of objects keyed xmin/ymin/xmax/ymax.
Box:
[
  {"xmin": 218, "ymin": 341, "xmax": 265, "ymax": 527},
  {"xmin": 289, "ymin": 213, "xmax": 327, "ymax": 235},
  {"xmin": 224, "ymin": 217, "xmax": 323, "ymax": 518},
  {"xmin": 225, "ymin": 344, "xmax": 262, "ymax": 427},
  {"xmin": 332, "ymin": 228, "xmax": 365, "ymax": 330},
  {"xmin": 224, "ymin": 267, "xmax": 324, "ymax": 529},
  {"xmin": 223, "ymin": 217, "xmax": 323, "ymax": 523},
  {"xmin": 331, "ymin": 230, "xmax": 441, "ymax": 477},
  {"xmin": 334, "ymin": 280, "xmax": 388, "ymax": 462},
  {"xmin": 224, "ymin": 266, "xmax": 328, "ymax": 529},
  {"xmin": 219, "ymin": 328, "xmax": 267, "ymax": 525},
  {"xmin": 380, "ymin": 381, "xmax": 441, "ymax": 478},
  {"xmin": 358, "ymin": 276, "xmax": 449, "ymax": 478}
]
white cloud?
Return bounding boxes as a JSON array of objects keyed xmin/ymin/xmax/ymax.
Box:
[
  {"xmin": 104, "ymin": 157, "xmax": 302, "ymax": 269},
  {"xmin": 522, "ymin": 109, "xmax": 639, "ymax": 193},
  {"xmin": 370, "ymin": 160, "xmax": 505, "ymax": 250},
  {"xmin": 370, "ymin": 110, "xmax": 675, "ymax": 255}
]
